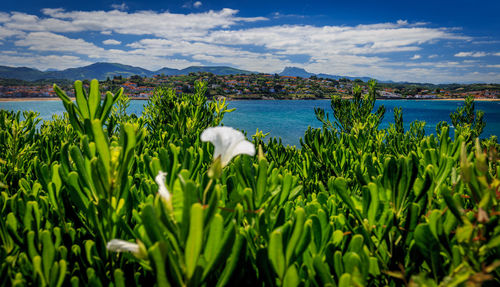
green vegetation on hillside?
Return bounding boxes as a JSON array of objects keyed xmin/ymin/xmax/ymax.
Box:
[
  {"xmin": 2, "ymin": 72, "xmax": 500, "ymax": 99},
  {"xmin": 0, "ymin": 79, "xmax": 499, "ymax": 286}
]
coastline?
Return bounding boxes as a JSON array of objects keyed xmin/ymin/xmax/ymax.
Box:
[
  {"xmin": 1, "ymin": 97, "xmax": 499, "ymax": 102},
  {"xmin": 0, "ymin": 97, "xmax": 73, "ymax": 102}
]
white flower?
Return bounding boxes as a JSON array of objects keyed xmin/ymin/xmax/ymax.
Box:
[
  {"xmin": 155, "ymin": 171, "xmax": 171, "ymax": 203},
  {"xmin": 201, "ymin": 127, "xmax": 255, "ymax": 166},
  {"xmin": 107, "ymin": 239, "xmax": 140, "ymax": 254}
]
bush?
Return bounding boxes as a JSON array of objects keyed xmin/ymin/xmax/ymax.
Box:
[{"xmin": 0, "ymin": 79, "xmax": 498, "ymax": 286}]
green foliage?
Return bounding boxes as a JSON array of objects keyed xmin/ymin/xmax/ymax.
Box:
[
  {"xmin": 143, "ymin": 81, "xmax": 235, "ymax": 148},
  {"xmin": 450, "ymin": 95, "xmax": 485, "ymax": 140},
  {"xmin": 316, "ymin": 80, "xmax": 386, "ymax": 133},
  {"xmin": 1, "ymin": 78, "xmax": 499, "ymax": 286},
  {"xmin": 0, "ymin": 110, "xmax": 40, "ymax": 189}
]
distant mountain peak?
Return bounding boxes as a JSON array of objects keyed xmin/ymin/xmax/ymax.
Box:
[
  {"xmin": 279, "ymin": 66, "xmax": 374, "ymax": 82},
  {"xmin": 279, "ymin": 66, "xmax": 314, "ymax": 78}
]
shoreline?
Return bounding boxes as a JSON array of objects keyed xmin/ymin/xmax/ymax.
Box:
[
  {"xmin": 0, "ymin": 97, "xmax": 74, "ymax": 102},
  {"xmin": 0, "ymin": 97, "xmax": 499, "ymax": 102}
]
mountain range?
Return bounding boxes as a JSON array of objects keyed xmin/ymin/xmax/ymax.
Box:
[
  {"xmin": 0, "ymin": 62, "xmax": 373, "ymax": 82},
  {"xmin": 278, "ymin": 67, "xmax": 373, "ymax": 82}
]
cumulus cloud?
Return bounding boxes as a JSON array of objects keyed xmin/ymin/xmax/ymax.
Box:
[
  {"xmin": 103, "ymin": 39, "xmax": 121, "ymax": 45},
  {"xmin": 10, "ymin": 32, "xmax": 201, "ymax": 70},
  {"xmin": 454, "ymin": 51, "xmax": 487, "ymax": 57},
  {"xmin": 194, "ymin": 1, "xmax": 203, "ymax": 8},
  {"xmin": 0, "ymin": 52, "xmax": 92, "ymax": 70},
  {"xmin": 0, "ymin": 8, "xmax": 267, "ymax": 39},
  {"xmin": 0, "ymin": 26, "xmax": 22, "ymax": 40},
  {"xmin": 206, "ymin": 24, "xmax": 465, "ymax": 58},
  {"xmin": 15, "ymin": 32, "xmax": 105, "ymax": 57},
  {"xmin": 0, "ymin": 7, "xmax": 496, "ymax": 83}
]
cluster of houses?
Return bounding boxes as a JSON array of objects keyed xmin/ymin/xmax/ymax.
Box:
[
  {"xmin": 0, "ymin": 84, "xmax": 57, "ymax": 98},
  {"xmin": 1, "ymin": 73, "xmax": 499, "ymax": 100}
]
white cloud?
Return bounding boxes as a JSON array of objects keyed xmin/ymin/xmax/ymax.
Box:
[
  {"xmin": 486, "ymin": 64, "xmax": 500, "ymax": 68},
  {"xmin": 0, "ymin": 8, "xmax": 497, "ymax": 83},
  {"xmin": 111, "ymin": 3, "xmax": 128, "ymax": 11},
  {"xmin": 0, "ymin": 12, "xmax": 9, "ymax": 23},
  {"xmin": 454, "ymin": 51, "xmax": 487, "ymax": 57},
  {"xmin": 0, "ymin": 52, "xmax": 92, "ymax": 70},
  {"xmin": 103, "ymin": 39, "xmax": 121, "ymax": 45},
  {"xmin": 193, "ymin": 1, "xmax": 202, "ymax": 8},
  {"xmin": 0, "ymin": 26, "xmax": 22, "ymax": 40},
  {"xmin": 11, "ymin": 32, "xmax": 199, "ymax": 70},
  {"xmin": 15, "ymin": 32, "xmax": 105, "ymax": 57},
  {"xmin": 0, "ymin": 8, "xmax": 266, "ymax": 39},
  {"xmin": 126, "ymin": 38, "xmax": 291, "ymax": 72},
  {"xmin": 206, "ymin": 24, "xmax": 465, "ymax": 58},
  {"xmin": 495, "ymin": 52, "xmax": 500, "ymax": 56}
]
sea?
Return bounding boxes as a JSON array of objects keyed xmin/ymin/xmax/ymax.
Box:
[{"xmin": 1, "ymin": 99, "xmax": 499, "ymax": 146}]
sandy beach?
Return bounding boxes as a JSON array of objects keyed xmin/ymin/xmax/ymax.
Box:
[{"xmin": 0, "ymin": 97, "xmax": 72, "ymax": 102}]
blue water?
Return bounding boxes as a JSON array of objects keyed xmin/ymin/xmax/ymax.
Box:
[{"xmin": 1, "ymin": 99, "xmax": 499, "ymax": 146}]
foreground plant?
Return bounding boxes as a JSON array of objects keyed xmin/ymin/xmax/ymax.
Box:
[{"xmin": 1, "ymin": 78, "xmax": 499, "ymax": 286}]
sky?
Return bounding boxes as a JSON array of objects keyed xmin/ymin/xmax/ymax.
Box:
[{"xmin": 0, "ymin": 0, "xmax": 499, "ymax": 83}]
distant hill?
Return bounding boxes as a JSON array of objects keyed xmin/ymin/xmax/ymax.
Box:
[
  {"xmin": 0, "ymin": 63, "xmax": 377, "ymax": 82},
  {"xmin": 279, "ymin": 66, "xmax": 373, "ymax": 82},
  {"xmin": 180, "ymin": 66, "xmax": 254, "ymax": 75},
  {"xmin": 0, "ymin": 66, "xmax": 51, "ymax": 81},
  {"xmin": 0, "ymin": 63, "xmax": 256, "ymax": 81},
  {"xmin": 155, "ymin": 67, "xmax": 181, "ymax": 76},
  {"xmin": 49, "ymin": 62, "xmax": 153, "ymax": 80},
  {"xmin": 156, "ymin": 66, "xmax": 254, "ymax": 76},
  {"xmin": 279, "ymin": 67, "xmax": 315, "ymax": 78}
]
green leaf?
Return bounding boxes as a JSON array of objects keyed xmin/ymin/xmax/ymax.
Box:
[
  {"xmin": 286, "ymin": 207, "xmax": 305, "ymax": 265},
  {"xmin": 91, "ymin": 119, "xmax": 110, "ymax": 175},
  {"xmin": 141, "ymin": 205, "xmax": 163, "ymax": 243},
  {"xmin": 343, "ymin": 252, "xmax": 361, "ymax": 274},
  {"xmin": 185, "ymin": 203, "xmax": 204, "ymax": 281},
  {"xmin": 74, "ymin": 80, "xmax": 90, "ymax": 119},
  {"xmin": 53, "ymin": 84, "xmax": 72, "ymax": 105},
  {"xmin": 55, "ymin": 260, "xmax": 67, "ymax": 287},
  {"xmin": 338, "ymin": 273, "xmax": 351, "ymax": 287},
  {"xmin": 255, "ymin": 157, "xmax": 268, "ymax": 207},
  {"xmin": 333, "ymin": 251, "xmax": 344, "ymax": 278},
  {"xmin": 88, "ymin": 79, "xmax": 100, "ymax": 119},
  {"xmin": 41, "ymin": 230, "xmax": 55, "ymax": 281},
  {"xmin": 101, "ymin": 89, "xmax": 123, "ymax": 122},
  {"xmin": 347, "ymin": 234, "xmax": 364, "ymax": 254},
  {"xmin": 202, "ymin": 217, "xmax": 236, "ymax": 280},
  {"xmin": 113, "ymin": 269, "xmax": 126, "ymax": 287},
  {"xmin": 33, "ymin": 255, "xmax": 47, "ymax": 286},
  {"xmin": 283, "ymin": 265, "xmax": 300, "ymax": 287},
  {"xmin": 313, "ymin": 255, "xmax": 335, "ymax": 285},
  {"xmin": 368, "ymin": 257, "xmax": 380, "ymax": 276},
  {"xmin": 269, "ymin": 229, "xmax": 286, "ymax": 279},
  {"xmin": 204, "ymin": 213, "xmax": 224, "ymax": 264},
  {"xmin": 27, "ymin": 231, "xmax": 40, "ymax": 261},
  {"xmin": 149, "ymin": 243, "xmax": 170, "ymax": 287}
]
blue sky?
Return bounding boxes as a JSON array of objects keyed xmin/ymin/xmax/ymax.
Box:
[{"xmin": 0, "ymin": 0, "xmax": 499, "ymax": 83}]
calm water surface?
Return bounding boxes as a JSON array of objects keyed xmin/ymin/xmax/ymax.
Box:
[{"xmin": 1, "ymin": 99, "xmax": 499, "ymax": 146}]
